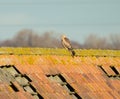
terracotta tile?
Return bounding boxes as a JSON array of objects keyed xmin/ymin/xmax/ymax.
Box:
[
  {"xmin": 110, "ymin": 79, "xmax": 120, "ymax": 91},
  {"xmin": 102, "ymin": 65, "xmax": 116, "ymax": 76},
  {"xmin": 0, "ymin": 93, "xmax": 13, "ymax": 99},
  {"xmin": 88, "ymin": 92, "xmax": 100, "ymax": 99},
  {"xmin": 72, "ymin": 83, "xmax": 90, "ymax": 93},
  {"xmin": 10, "ymin": 81, "xmax": 24, "ymax": 92},
  {"xmin": 80, "ymin": 92, "xmax": 92, "ymax": 99},
  {"xmin": 108, "ymin": 91, "xmax": 120, "ymax": 99},
  {"xmin": 0, "ymin": 54, "xmax": 120, "ymax": 99},
  {"xmin": 31, "ymin": 81, "xmax": 46, "ymax": 94},
  {"xmin": 114, "ymin": 65, "xmax": 120, "ymax": 74},
  {"xmin": 62, "ymin": 73, "xmax": 76, "ymax": 84},
  {"xmin": 16, "ymin": 92, "xmax": 28, "ymax": 99},
  {"xmin": 99, "ymin": 92, "xmax": 114, "ymax": 99}
]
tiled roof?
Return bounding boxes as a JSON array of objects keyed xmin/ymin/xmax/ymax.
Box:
[{"xmin": 0, "ymin": 48, "xmax": 120, "ymax": 99}]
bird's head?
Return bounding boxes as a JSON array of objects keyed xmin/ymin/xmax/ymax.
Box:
[{"xmin": 61, "ymin": 35, "xmax": 66, "ymax": 39}]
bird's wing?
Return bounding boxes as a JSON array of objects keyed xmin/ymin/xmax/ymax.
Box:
[
  {"xmin": 64, "ymin": 37, "xmax": 71, "ymax": 44},
  {"xmin": 63, "ymin": 37, "xmax": 73, "ymax": 50}
]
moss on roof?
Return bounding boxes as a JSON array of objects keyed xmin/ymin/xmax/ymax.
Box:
[
  {"xmin": 0, "ymin": 47, "xmax": 120, "ymax": 57},
  {"xmin": 0, "ymin": 48, "xmax": 120, "ymax": 98}
]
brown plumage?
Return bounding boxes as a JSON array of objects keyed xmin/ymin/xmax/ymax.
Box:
[{"xmin": 61, "ymin": 35, "xmax": 75, "ymax": 57}]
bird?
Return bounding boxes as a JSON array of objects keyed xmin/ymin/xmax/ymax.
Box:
[{"xmin": 61, "ymin": 35, "xmax": 75, "ymax": 57}]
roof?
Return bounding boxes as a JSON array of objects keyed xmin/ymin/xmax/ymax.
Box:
[{"xmin": 0, "ymin": 48, "xmax": 120, "ymax": 99}]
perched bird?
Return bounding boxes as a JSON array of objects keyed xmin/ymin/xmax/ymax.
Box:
[{"xmin": 61, "ymin": 35, "xmax": 75, "ymax": 57}]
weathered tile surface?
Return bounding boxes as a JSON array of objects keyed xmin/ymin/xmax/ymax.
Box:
[{"xmin": 0, "ymin": 55, "xmax": 120, "ymax": 99}]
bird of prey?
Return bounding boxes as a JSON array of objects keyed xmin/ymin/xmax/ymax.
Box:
[{"xmin": 61, "ymin": 35, "xmax": 75, "ymax": 57}]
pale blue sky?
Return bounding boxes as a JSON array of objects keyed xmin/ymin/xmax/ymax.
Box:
[{"xmin": 0, "ymin": 0, "xmax": 120, "ymax": 43}]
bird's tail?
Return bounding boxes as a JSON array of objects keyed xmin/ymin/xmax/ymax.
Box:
[
  {"xmin": 71, "ymin": 50, "xmax": 76, "ymax": 57},
  {"xmin": 68, "ymin": 47, "xmax": 76, "ymax": 57}
]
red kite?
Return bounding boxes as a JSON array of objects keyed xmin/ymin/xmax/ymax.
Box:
[{"xmin": 61, "ymin": 35, "xmax": 75, "ymax": 57}]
